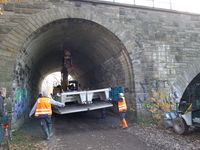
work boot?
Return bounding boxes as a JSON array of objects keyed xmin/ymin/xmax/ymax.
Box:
[{"xmin": 46, "ymin": 135, "xmax": 50, "ymax": 140}]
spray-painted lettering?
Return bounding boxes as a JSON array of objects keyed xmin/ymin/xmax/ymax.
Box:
[{"xmin": 13, "ymin": 87, "xmax": 28, "ymax": 120}]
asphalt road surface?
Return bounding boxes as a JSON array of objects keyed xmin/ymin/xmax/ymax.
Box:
[{"xmin": 43, "ymin": 111, "xmax": 154, "ymax": 150}]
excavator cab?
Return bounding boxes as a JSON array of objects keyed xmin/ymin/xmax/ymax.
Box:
[{"xmin": 68, "ymin": 80, "xmax": 78, "ymax": 91}]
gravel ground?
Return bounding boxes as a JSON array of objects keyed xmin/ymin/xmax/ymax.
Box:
[
  {"xmin": 47, "ymin": 113, "xmax": 154, "ymax": 150},
  {"xmin": 11, "ymin": 112, "xmax": 200, "ymax": 150},
  {"xmin": 126, "ymin": 124, "xmax": 200, "ymax": 150}
]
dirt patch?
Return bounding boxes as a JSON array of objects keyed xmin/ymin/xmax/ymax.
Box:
[
  {"xmin": 10, "ymin": 117, "xmax": 52, "ymax": 150},
  {"xmin": 10, "ymin": 129, "xmax": 47, "ymax": 150}
]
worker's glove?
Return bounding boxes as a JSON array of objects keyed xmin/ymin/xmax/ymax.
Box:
[{"xmin": 61, "ymin": 103, "xmax": 65, "ymax": 107}]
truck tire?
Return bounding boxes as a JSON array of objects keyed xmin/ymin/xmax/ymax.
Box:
[{"xmin": 173, "ymin": 117, "xmax": 189, "ymax": 135}]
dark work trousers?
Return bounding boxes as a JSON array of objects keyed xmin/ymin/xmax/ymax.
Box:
[
  {"xmin": 39, "ymin": 116, "xmax": 52, "ymax": 139},
  {"xmin": 100, "ymin": 108, "xmax": 106, "ymax": 119},
  {"xmin": 119, "ymin": 112, "xmax": 126, "ymax": 120}
]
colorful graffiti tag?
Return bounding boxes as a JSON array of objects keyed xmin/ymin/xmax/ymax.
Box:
[
  {"xmin": 13, "ymin": 87, "xmax": 28, "ymax": 121},
  {"xmin": 138, "ymin": 79, "xmax": 176, "ymax": 121}
]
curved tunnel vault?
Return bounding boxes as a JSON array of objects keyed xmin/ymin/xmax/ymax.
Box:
[
  {"xmin": 13, "ymin": 18, "xmax": 134, "ymax": 127},
  {"xmin": 179, "ymin": 74, "xmax": 200, "ymax": 112}
]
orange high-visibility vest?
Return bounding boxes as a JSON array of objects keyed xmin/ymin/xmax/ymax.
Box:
[
  {"xmin": 34, "ymin": 97, "xmax": 52, "ymax": 117},
  {"xmin": 118, "ymin": 97, "xmax": 127, "ymax": 112}
]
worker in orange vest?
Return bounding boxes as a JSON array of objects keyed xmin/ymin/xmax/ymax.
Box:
[
  {"xmin": 29, "ymin": 91, "xmax": 65, "ymax": 140},
  {"xmin": 118, "ymin": 93, "xmax": 128, "ymax": 129}
]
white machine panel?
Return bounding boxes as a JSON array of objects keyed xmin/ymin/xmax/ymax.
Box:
[{"xmin": 61, "ymin": 88, "xmax": 111, "ymax": 104}]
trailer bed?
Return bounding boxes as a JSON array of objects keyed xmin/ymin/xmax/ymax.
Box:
[{"xmin": 53, "ymin": 101, "xmax": 113, "ymax": 114}]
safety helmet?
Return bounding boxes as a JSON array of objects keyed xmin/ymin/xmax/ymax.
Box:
[
  {"xmin": 119, "ymin": 93, "xmax": 124, "ymax": 97},
  {"xmin": 41, "ymin": 91, "xmax": 48, "ymax": 97}
]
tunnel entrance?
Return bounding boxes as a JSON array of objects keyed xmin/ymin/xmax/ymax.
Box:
[
  {"xmin": 41, "ymin": 72, "xmax": 61, "ymax": 96},
  {"xmin": 179, "ymin": 74, "xmax": 200, "ymax": 112},
  {"xmin": 12, "ymin": 18, "xmax": 134, "ymax": 128},
  {"xmin": 178, "ymin": 73, "xmax": 200, "ymax": 124},
  {"xmin": 41, "ymin": 72, "xmax": 74, "ymax": 97}
]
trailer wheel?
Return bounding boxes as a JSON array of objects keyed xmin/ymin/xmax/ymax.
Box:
[{"xmin": 173, "ymin": 117, "xmax": 189, "ymax": 135}]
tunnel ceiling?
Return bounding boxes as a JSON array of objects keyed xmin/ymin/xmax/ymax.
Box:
[{"xmin": 24, "ymin": 19, "xmax": 124, "ymax": 83}]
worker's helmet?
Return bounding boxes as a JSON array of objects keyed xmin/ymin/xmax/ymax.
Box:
[
  {"xmin": 41, "ymin": 91, "xmax": 48, "ymax": 97},
  {"xmin": 119, "ymin": 93, "xmax": 124, "ymax": 97}
]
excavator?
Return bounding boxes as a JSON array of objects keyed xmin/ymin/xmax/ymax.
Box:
[{"xmin": 52, "ymin": 49, "xmax": 114, "ymax": 114}]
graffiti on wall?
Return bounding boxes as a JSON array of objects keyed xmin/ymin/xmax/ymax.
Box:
[
  {"xmin": 13, "ymin": 87, "xmax": 28, "ymax": 120},
  {"xmin": 138, "ymin": 79, "xmax": 176, "ymax": 121}
]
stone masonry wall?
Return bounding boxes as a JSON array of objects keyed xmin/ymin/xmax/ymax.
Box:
[{"xmin": 0, "ymin": 0, "xmax": 200, "ymax": 126}]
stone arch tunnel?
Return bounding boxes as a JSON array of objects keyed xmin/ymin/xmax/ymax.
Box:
[
  {"xmin": 1, "ymin": 0, "xmax": 200, "ymax": 128},
  {"xmin": 9, "ymin": 17, "xmax": 134, "ymax": 128}
]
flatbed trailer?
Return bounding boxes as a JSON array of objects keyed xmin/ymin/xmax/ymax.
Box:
[{"xmin": 53, "ymin": 88, "xmax": 113, "ymax": 114}]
